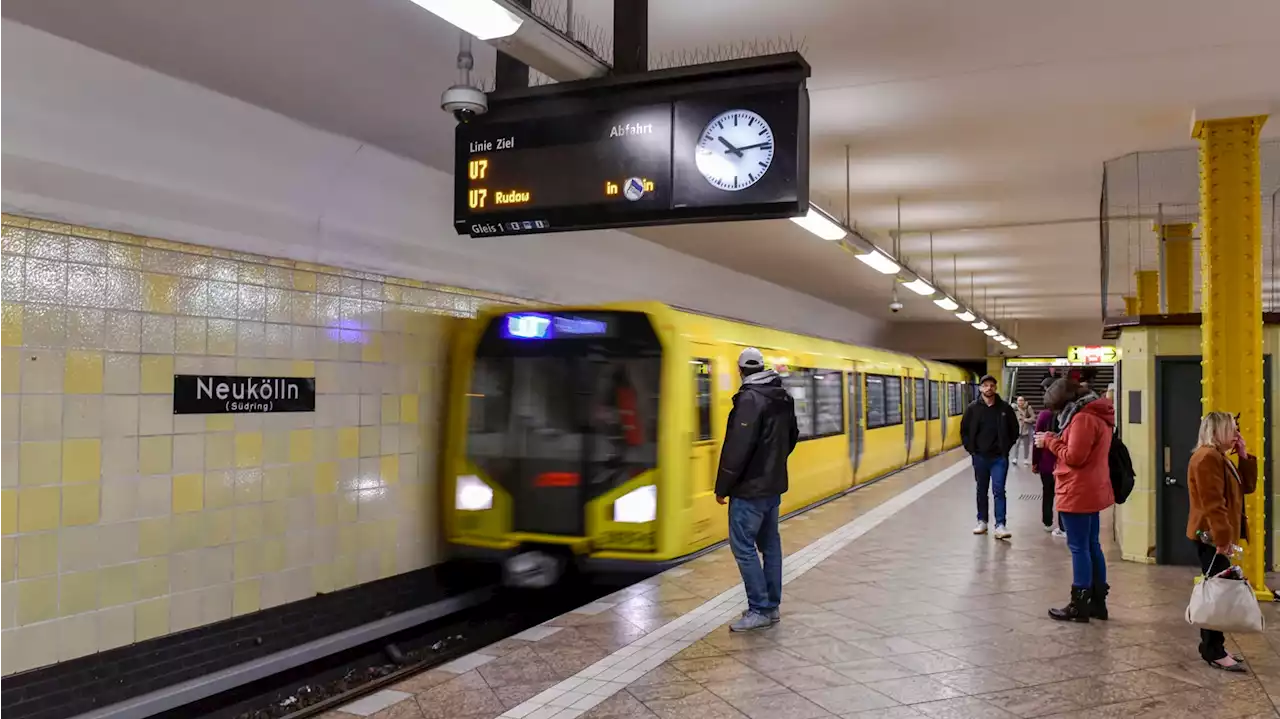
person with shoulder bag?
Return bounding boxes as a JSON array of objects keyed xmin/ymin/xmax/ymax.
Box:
[{"xmin": 1186, "ymin": 411, "xmax": 1259, "ymax": 673}]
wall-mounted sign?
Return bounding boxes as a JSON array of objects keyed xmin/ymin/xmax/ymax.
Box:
[
  {"xmin": 1067, "ymin": 346, "xmax": 1121, "ymax": 364},
  {"xmin": 174, "ymin": 375, "xmax": 315, "ymax": 414}
]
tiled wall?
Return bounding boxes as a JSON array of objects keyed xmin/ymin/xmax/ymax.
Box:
[{"xmin": 0, "ymin": 215, "xmax": 528, "ymax": 675}]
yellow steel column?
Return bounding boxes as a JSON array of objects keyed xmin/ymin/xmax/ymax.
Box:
[
  {"xmin": 1159, "ymin": 222, "xmax": 1195, "ymax": 314},
  {"xmin": 1122, "ymin": 296, "xmax": 1138, "ymax": 316},
  {"xmin": 1195, "ymin": 113, "xmax": 1269, "ymax": 598},
  {"xmin": 1135, "ymin": 270, "xmax": 1159, "ymax": 315}
]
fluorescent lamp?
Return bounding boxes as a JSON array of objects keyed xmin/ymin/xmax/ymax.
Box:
[
  {"xmin": 992, "ymin": 334, "xmax": 1006, "ymax": 342},
  {"xmin": 789, "ymin": 207, "xmax": 846, "ymax": 241},
  {"xmin": 856, "ymin": 251, "xmax": 900, "ymax": 274},
  {"xmin": 971, "ymin": 320, "xmax": 988, "ymax": 330},
  {"xmin": 1002, "ymin": 340, "xmax": 1015, "ymax": 347},
  {"xmin": 902, "ymin": 278, "xmax": 935, "ymax": 296},
  {"xmin": 1008, "ymin": 343, "xmax": 1019, "ymax": 350},
  {"xmin": 408, "ymin": 0, "xmax": 523, "ymax": 40},
  {"xmin": 955, "ymin": 311, "xmax": 976, "ymax": 322},
  {"xmin": 984, "ymin": 328, "xmax": 998, "ymax": 336},
  {"xmin": 934, "ymin": 297, "xmax": 959, "ymax": 311}
]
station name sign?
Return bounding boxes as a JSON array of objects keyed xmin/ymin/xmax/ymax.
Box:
[{"xmin": 173, "ymin": 375, "xmax": 316, "ymax": 414}]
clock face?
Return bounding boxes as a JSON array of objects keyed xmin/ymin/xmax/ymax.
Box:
[{"xmin": 695, "ymin": 109, "xmax": 775, "ymax": 192}]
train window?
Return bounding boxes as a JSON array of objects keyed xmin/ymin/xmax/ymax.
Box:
[
  {"xmin": 693, "ymin": 358, "xmax": 712, "ymax": 441},
  {"xmin": 928, "ymin": 381, "xmax": 941, "ymax": 420},
  {"xmin": 949, "ymin": 383, "xmax": 963, "ymax": 415},
  {"xmin": 884, "ymin": 376, "xmax": 904, "ymax": 426},
  {"xmin": 782, "ymin": 368, "xmax": 815, "ymax": 439},
  {"xmin": 813, "ymin": 372, "xmax": 844, "ymax": 437},
  {"xmin": 865, "ymin": 375, "xmax": 886, "ymax": 429},
  {"xmin": 913, "ymin": 378, "xmax": 926, "ymax": 421}
]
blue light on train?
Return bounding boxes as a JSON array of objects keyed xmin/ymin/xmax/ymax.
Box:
[
  {"xmin": 501, "ymin": 313, "xmax": 611, "ymax": 340},
  {"xmin": 504, "ymin": 313, "xmax": 553, "ymax": 339}
]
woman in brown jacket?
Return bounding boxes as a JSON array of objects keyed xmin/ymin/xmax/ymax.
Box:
[{"xmin": 1186, "ymin": 411, "xmax": 1258, "ymax": 672}]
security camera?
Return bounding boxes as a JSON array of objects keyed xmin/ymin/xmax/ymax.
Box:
[
  {"xmin": 441, "ymin": 85, "xmax": 488, "ymax": 122},
  {"xmin": 889, "ymin": 300, "xmax": 904, "ymax": 313}
]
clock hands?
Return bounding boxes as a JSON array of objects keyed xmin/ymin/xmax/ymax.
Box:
[
  {"xmin": 717, "ymin": 136, "xmax": 743, "ymax": 157},
  {"xmin": 735, "ymin": 142, "xmax": 772, "ymax": 152}
]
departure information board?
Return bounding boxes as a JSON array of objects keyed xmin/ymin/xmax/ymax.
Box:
[{"xmin": 453, "ymin": 54, "xmax": 810, "ymax": 238}]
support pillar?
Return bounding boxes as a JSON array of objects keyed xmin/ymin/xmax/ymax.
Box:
[
  {"xmin": 613, "ymin": 0, "xmax": 649, "ymax": 74},
  {"xmin": 1122, "ymin": 296, "xmax": 1138, "ymax": 316},
  {"xmin": 1135, "ymin": 270, "xmax": 1159, "ymax": 315},
  {"xmin": 1159, "ymin": 222, "xmax": 1195, "ymax": 314},
  {"xmin": 494, "ymin": 0, "xmax": 531, "ymax": 90},
  {"xmin": 1195, "ymin": 112, "xmax": 1269, "ymax": 597}
]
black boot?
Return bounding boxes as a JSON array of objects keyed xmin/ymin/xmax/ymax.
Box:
[
  {"xmin": 1090, "ymin": 582, "xmax": 1109, "ymax": 620},
  {"xmin": 1048, "ymin": 586, "xmax": 1091, "ymax": 623}
]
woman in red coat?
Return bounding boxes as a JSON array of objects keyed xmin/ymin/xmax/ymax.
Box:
[{"xmin": 1035, "ymin": 378, "xmax": 1115, "ymax": 622}]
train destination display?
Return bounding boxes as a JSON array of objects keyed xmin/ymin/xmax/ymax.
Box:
[{"xmin": 454, "ymin": 54, "xmax": 810, "ymax": 238}]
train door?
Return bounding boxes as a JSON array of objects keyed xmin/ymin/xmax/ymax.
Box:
[
  {"xmin": 902, "ymin": 376, "xmax": 915, "ymax": 466},
  {"xmin": 848, "ymin": 367, "xmax": 863, "ymax": 482},
  {"xmin": 939, "ymin": 382, "xmax": 949, "ymax": 445},
  {"xmin": 688, "ymin": 351, "xmax": 720, "ymax": 546}
]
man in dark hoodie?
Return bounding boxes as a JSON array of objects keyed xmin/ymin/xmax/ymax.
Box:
[
  {"xmin": 960, "ymin": 374, "xmax": 1019, "ymax": 539},
  {"xmin": 715, "ymin": 348, "xmax": 799, "ymax": 632}
]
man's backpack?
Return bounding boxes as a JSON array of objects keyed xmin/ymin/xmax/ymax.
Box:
[{"xmin": 1109, "ymin": 429, "xmax": 1136, "ymax": 504}]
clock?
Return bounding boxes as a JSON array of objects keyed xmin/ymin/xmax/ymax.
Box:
[{"xmin": 695, "ymin": 109, "xmax": 775, "ymax": 192}]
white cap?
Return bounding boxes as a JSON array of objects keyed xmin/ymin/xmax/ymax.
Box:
[{"xmin": 738, "ymin": 347, "xmax": 765, "ymax": 370}]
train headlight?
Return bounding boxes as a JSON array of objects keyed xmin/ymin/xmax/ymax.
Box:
[
  {"xmin": 613, "ymin": 485, "xmax": 657, "ymax": 524},
  {"xmin": 455, "ymin": 474, "xmax": 493, "ymax": 511}
]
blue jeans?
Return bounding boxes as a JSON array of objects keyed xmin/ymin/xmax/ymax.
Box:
[
  {"xmin": 728, "ymin": 496, "xmax": 782, "ymax": 614},
  {"xmin": 1060, "ymin": 511, "xmax": 1106, "ymax": 588},
  {"xmin": 972, "ymin": 455, "xmax": 1008, "ymax": 525}
]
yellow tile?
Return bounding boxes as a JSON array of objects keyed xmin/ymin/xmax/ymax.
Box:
[
  {"xmin": 1, "ymin": 489, "xmax": 15, "ymax": 535},
  {"xmin": 333, "ymin": 556, "xmax": 356, "ymax": 590},
  {"xmin": 136, "ymin": 557, "xmax": 168, "ymax": 600},
  {"xmin": 337, "ymin": 525, "xmax": 358, "ymax": 556},
  {"xmin": 234, "ymin": 432, "xmax": 262, "ymax": 468},
  {"xmin": 142, "ymin": 273, "xmax": 177, "ymax": 314},
  {"xmin": 18, "ymin": 487, "xmax": 59, "ymax": 532},
  {"xmin": 62, "ymin": 483, "xmax": 101, "ymax": 526},
  {"xmin": 262, "ymin": 502, "xmax": 287, "ymax": 538},
  {"xmin": 172, "ymin": 473, "xmax": 204, "ymax": 513},
  {"xmin": 233, "ymin": 541, "xmax": 261, "ymax": 580},
  {"xmin": 61, "ymin": 439, "xmax": 101, "ymax": 484},
  {"xmin": 337, "ymin": 427, "xmax": 359, "ymax": 459},
  {"xmin": 261, "ymin": 538, "xmax": 285, "ymax": 574},
  {"xmin": 380, "ymin": 455, "xmax": 399, "ymax": 485},
  {"xmin": 292, "ymin": 271, "xmax": 317, "ymax": 292},
  {"xmin": 314, "ymin": 494, "xmax": 337, "ymax": 527},
  {"xmin": 313, "ymin": 462, "xmax": 338, "ymax": 495},
  {"xmin": 359, "ymin": 426, "xmax": 379, "ymax": 458},
  {"xmin": 17, "ymin": 577, "xmax": 57, "ymax": 624},
  {"xmin": 361, "ymin": 334, "xmax": 383, "ymax": 363},
  {"xmin": 203, "ymin": 470, "xmax": 234, "ymax": 509},
  {"xmin": 357, "ymin": 522, "xmax": 381, "ymax": 552},
  {"xmin": 380, "ymin": 395, "xmax": 400, "ymax": 425},
  {"xmin": 337, "ymin": 492, "xmax": 358, "ymax": 525},
  {"xmin": 139, "ymin": 355, "xmax": 174, "ymax": 394},
  {"xmin": 288, "ymin": 430, "xmax": 313, "ymax": 464},
  {"xmin": 59, "ymin": 570, "xmax": 98, "ymax": 616},
  {"xmin": 17, "ymin": 532, "xmax": 59, "ymax": 578},
  {"xmin": 205, "ymin": 415, "xmax": 235, "ymax": 432},
  {"xmin": 134, "ymin": 597, "xmax": 169, "ymax": 641},
  {"xmin": 139, "ymin": 435, "xmax": 173, "ymax": 475},
  {"xmin": 99, "ymin": 563, "xmax": 137, "ymax": 607},
  {"xmin": 170, "ymin": 513, "xmax": 202, "ymax": 552},
  {"xmin": 205, "ymin": 433, "xmax": 234, "ymax": 470},
  {"xmin": 2, "ymin": 536, "xmax": 14, "ymax": 581},
  {"xmin": 311, "ymin": 563, "xmax": 333, "ymax": 594},
  {"xmin": 138, "ymin": 517, "xmax": 171, "ymax": 557},
  {"xmin": 234, "ymin": 505, "xmax": 262, "ymax": 542},
  {"xmin": 64, "ymin": 351, "xmax": 105, "ymax": 394},
  {"xmin": 19, "ymin": 441, "xmax": 61, "ymax": 486},
  {"xmin": 202, "ymin": 508, "xmax": 234, "ymax": 546},
  {"xmin": 233, "ymin": 579, "xmax": 261, "ymax": 616},
  {"xmin": 262, "ymin": 467, "xmax": 290, "ymax": 501},
  {"xmin": 2, "ymin": 303, "xmax": 23, "ymax": 347},
  {"xmin": 379, "ymin": 551, "xmax": 396, "ymax": 579},
  {"xmin": 399, "ymin": 394, "xmax": 419, "ymax": 422},
  {"xmin": 2, "ymin": 348, "xmax": 21, "ymax": 393}
]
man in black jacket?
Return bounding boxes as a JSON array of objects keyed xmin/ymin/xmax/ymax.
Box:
[
  {"xmin": 960, "ymin": 374, "xmax": 1019, "ymax": 539},
  {"xmin": 715, "ymin": 348, "xmax": 799, "ymax": 632}
]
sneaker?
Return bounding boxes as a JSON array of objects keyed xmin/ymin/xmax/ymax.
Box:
[
  {"xmin": 973, "ymin": 521, "xmax": 988, "ymax": 535},
  {"xmin": 740, "ymin": 608, "xmax": 781, "ymax": 624},
  {"xmin": 993, "ymin": 525, "xmax": 1012, "ymax": 539},
  {"xmin": 1043, "ymin": 524, "xmax": 1054, "ymax": 533},
  {"xmin": 730, "ymin": 611, "xmax": 773, "ymax": 632},
  {"xmin": 1051, "ymin": 527, "xmax": 1067, "ymax": 538}
]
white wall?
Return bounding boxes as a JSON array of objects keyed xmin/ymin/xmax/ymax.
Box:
[{"xmin": 0, "ymin": 21, "xmax": 883, "ymax": 345}]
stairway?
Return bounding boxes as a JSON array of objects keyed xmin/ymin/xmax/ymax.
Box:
[{"xmin": 1009, "ymin": 365, "xmax": 1115, "ymax": 413}]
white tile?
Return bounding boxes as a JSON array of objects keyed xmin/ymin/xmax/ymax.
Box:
[
  {"xmin": 525, "ymin": 707, "xmax": 565, "ymax": 719},
  {"xmin": 570, "ymin": 601, "xmax": 618, "ymax": 616},
  {"xmin": 530, "ymin": 687, "xmax": 567, "ymax": 704},
  {"xmin": 338, "ymin": 690, "xmax": 413, "ymax": 717},
  {"xmin": 438, "ymin": 652, "xmax": 497, "ymax": 674},
  {"xmin": 550, "ymin": 710, "xmax": 585, "ymax": 719},
  {"xmin": 548, "ymin": 690, "xmax": 587, "ymax": 708},
  {"xmin": 501, "ymin": 706, "xmax": 537, "ymax": 719},
  {"xmin": 514, "ymin": 625, "xmax": 564, "ymax": 642},
  {"xmin": 557, "ymin": 677, "xmax": 586, "ymax": 691},
  {"xmin": 576, "ymin": 679, "xmax": 605, "ymax": 694},
  {"xmin": 571, "ymin": 693, "xmax": 608, "ymax": 710},
  {"xmin": 665, "ymin": 567, "xmax": 693, "ymax": 577}
]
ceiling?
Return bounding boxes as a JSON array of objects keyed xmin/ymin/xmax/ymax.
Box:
[{"xmin": 5, "ymin": 0, "xmax": 1280, "ymax": 323}]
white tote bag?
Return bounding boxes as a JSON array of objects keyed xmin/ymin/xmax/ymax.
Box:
[{"xmin": 1186, "ymin": 570, "xmax": 1265, "ymax": 634}]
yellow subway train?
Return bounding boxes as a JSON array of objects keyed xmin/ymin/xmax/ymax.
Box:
[{"xmin": 443, "ymin": 302, "xmax": 975, "ymax": 585}]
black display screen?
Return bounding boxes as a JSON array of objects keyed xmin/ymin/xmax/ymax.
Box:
[{"xmin": 453, "ymin": 54, "xmax": 810, "ymax": 238}]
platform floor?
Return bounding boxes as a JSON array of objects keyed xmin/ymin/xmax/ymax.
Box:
[{"xmin": 324, "ymin": 451, "xmax": 1280, "ymax": 719}]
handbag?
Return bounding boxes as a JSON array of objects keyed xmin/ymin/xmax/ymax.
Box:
[{"xmin": 1186, "ymin": 566, "xmax": 1265, "ymax": 634}]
